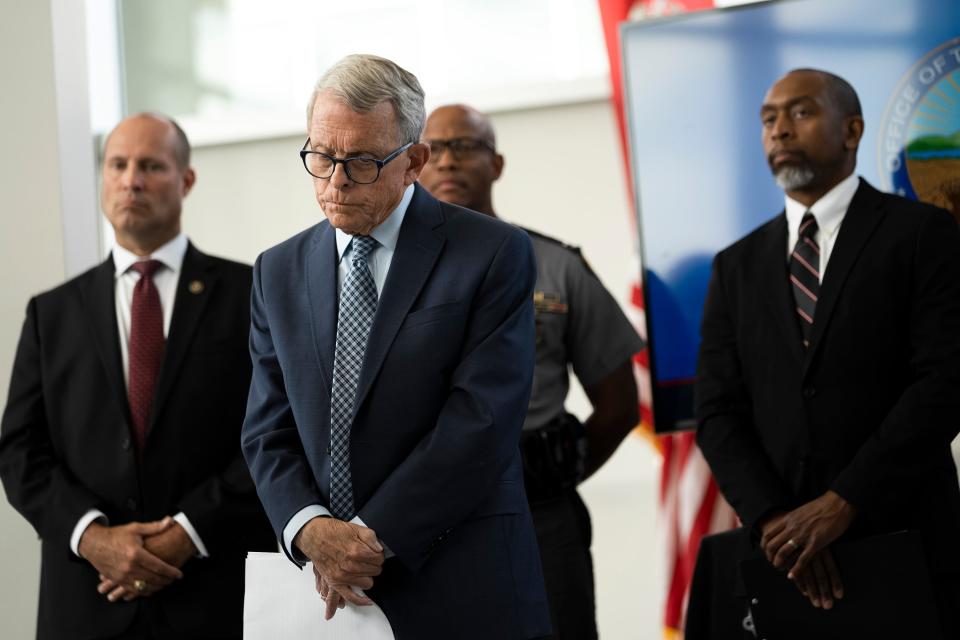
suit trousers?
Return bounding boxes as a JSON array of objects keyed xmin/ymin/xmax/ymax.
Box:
[
  {"xmin": 100, "ymin": 607, "xmax": 241, "ymax": 640},
  {"xmin": 934, "ymin": 574, "xmax": 960, "ymax": 639},
  {"xmin": 531, "ymin": 489, "xmax": 597, "ymax": 640}
]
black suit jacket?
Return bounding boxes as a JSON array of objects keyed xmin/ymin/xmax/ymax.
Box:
[
  {"xmin": 695, "ymin": 179, "xmax": 960, "ymax": 572},
  {"xmin": 0, "ymin": 243, "xmax": 275, "ymax": 639}
]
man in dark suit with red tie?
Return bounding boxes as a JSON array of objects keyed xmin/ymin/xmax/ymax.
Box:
[
  {"xmin": 695, "ymin": 69, "xmax": 960, "ymax": 635},
  {"xmin": 0, "ymin": 113, "xmax": 275, "ymax": 639}
]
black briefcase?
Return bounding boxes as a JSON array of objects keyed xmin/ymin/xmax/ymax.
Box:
[{"xmin": 739, "ymin": 530, "xmax": 941, "ymax": 640}]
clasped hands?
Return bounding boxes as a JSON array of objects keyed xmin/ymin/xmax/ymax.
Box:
[
  {"xmin": 78, "ymin": 516, "xmax": 197, "ymax": 603},
  {"xmin": 758, "ymin": 490, "xmax": 856, "ymax": 610},
  {"xmin": 294, "ymin": 517, "xmax": 385, "ymax": 621}
]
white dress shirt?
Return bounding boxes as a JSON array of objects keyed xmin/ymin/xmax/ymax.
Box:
[
  {"xmin": 784, "ymin": 172, "xmax": 860, "ymax": 282},
  {"xmin": 70, "ymin": 233, "xmax": 209, "ymax": 558},
  {"xmin": 282, "ymin": 183, "xmax": 414, "ymax": 562}
]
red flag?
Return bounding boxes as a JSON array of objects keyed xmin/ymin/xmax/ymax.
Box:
[
  {"xmin": 659, "ymin": 431, "xmax": 738, "ymax": 635},
  {"xmin": 597, "ymin": 1, "xmax": 737, "ymax": 636}
]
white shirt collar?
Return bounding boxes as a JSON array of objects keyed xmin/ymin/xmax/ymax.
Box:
[
  {"xmin": 784, "ymin": 172, "xmax": 860, "ymax": 237},
  {"xmin": 335, "ymin": 183, "xmax": 414, "ymax": 261},
  {"xmin": 112, "ymin": 233, "xmax": 188, "ymax": 277}
]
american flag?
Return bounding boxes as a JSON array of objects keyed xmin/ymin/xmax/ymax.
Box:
[{"xmin": 597, "ymin": 1, "xmax": 738, "ymax": 636}]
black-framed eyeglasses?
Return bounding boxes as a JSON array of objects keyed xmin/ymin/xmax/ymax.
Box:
[
  {"xmin": 299, "ymin": 139, "xmax": 413, "ymax": 184},
  {"xmin": 424, "ymin": 137, "xmax": 495, "ymax": 162}
]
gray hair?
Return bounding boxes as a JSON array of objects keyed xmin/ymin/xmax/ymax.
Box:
[{"xmin": 306, "ymin": 54, "xmax": 425, "ymax": 145}]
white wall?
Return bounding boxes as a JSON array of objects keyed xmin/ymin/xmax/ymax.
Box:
[
  {"xmin": 0, "ymin": 2, "xmax": 65, "ymax": 638},
  {"xmin": 0, "ymin": 13, "xmax": 662, "ymax": 633},
  {"xmin": 181, "ymin": 100, "xmax": 640, "ymax": 322}
]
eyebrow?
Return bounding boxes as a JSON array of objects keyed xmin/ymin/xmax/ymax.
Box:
[
  {"xmin": 759, "ymin": 95, "xmax": 817, "ymax": 115},
  {"xmin": 103, "ymin": 154, "xmax": 169, "ymax": 166},
  {"xmin": 308, "ymin": 140, "xmax": 382, "ymax": 158}
]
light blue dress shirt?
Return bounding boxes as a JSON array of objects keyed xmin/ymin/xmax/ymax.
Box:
[{"xmin": 282, "ymin": 184, "xmax": 414, "ymax": 561}]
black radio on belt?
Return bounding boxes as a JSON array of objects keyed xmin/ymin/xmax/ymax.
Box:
[{"xmin": 520, "ymin": 413, "xmax": 587, "ymax": 504}]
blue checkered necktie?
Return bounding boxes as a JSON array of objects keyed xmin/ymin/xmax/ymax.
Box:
[{"xmin": 329, "ymin": 234, "xmax": 379, "ymax": 520}]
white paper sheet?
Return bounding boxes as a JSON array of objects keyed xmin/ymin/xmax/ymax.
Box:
[{"xmin": 244, "ymin": 551, "xmax": 395, "ymax": 639}]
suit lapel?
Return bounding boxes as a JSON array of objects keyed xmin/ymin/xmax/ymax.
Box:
[
  {"xmin": 804, "ymin": 180, "xmax": 885, "ymax": 374},
  {"xmin": 758, "ymin": 214, "xmax": 805, "ymax": 365},
  {"xmin": 353, "ymin": 186, "xmax": 445, "ymax": 413},
  {"xmin": 305, "ymin": 223, "xmax": 339, "ymax": 391},
  {"xmin": 80, "ymin": 256, "xmax": 131, "ymax": 425},
  {"xmin": 151, "ymin": 243, "xmax": 217, "ymax": 429}
]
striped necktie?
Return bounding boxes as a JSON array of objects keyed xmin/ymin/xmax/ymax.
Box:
[
  {"xmin": 790, "ymin": 212, "xmax": 820, "ymax": 348},
  {"xmin": 329, "ymin": 235, "xmax": 379, "ymax": 520}
]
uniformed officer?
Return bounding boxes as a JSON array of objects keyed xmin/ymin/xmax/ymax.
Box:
[{"xmin": 420, "ymin": 104, "xmax": 645, "ymax": 640}]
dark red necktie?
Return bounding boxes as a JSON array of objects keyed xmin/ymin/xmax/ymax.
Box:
[{"xmin": 128, "ymin": 260, "xmax": 165, "ymax": 454}]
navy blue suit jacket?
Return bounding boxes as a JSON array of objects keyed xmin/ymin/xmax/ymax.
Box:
[{"xmin": 242, "ymin": 184, "xmax": 551, "ymax": 639}]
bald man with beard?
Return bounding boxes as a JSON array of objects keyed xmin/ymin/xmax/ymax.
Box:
[{"xmin": 695, "ymin": 69, "xmax": 960, "ymax": 636}]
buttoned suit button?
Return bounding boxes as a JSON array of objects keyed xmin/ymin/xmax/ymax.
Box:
[
  {"xmin": 125, "ymin": 497, "xmax": 138, "ymax": 511},
  {"xmin": 121, "ymin": 436, "xmax": 131, "ymax": 451},
  {"xmin": 802, "ymin": 387, "xmax": 816, "ymax": 399}
]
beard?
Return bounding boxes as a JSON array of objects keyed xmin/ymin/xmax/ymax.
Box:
[{"xmin": 774, "ymin": 164, "xmax": 816, "ymax": 191}]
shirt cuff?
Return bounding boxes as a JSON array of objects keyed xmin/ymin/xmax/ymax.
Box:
[
  {"xmin": 283, "ymin": 504, "xmax": 332, "ymax": 564},
  {"xmin": 282, "ymin": 507, "xmax": 394, "ymax": 562},
  {"xmin": 71, "ymin": 509, "xmax": 108, "ymax": 557},
  {"xmin": 173, "ymin": 512, "xmax": 209, "ymax": 558},
  {"xmin": 351, "ymin": 515, "xmax": 394, "ymax": 559}
]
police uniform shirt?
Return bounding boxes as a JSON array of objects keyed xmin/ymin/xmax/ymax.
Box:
[{"xmin": 523, "ymin": 229, "xmax": 645, "ymax": 431}]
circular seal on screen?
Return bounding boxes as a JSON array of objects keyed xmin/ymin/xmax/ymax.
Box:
[{"xmin": 878, "ymin": 37, "xmax": 960, "ymax": 219}]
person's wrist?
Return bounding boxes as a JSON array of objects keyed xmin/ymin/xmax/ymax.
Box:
[
  {"xmin": 294, "ymin": 515, "xmax": 330, "ymax": 557},
  {"xmin": 826, "ymin": 490, "xmax": 856, "ymax": 521},
  {"xmin": 78, "ymin": 521, "xmax": 105, "ymax": 560}
]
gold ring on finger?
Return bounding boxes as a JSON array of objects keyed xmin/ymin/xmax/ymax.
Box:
[
  {"xmin": 787, "ymin": 538, "xmax": 799, "ymax": 549},
  {"xmin": 133, "ymin": 579, "xmax": 147, "ymax": 593}
]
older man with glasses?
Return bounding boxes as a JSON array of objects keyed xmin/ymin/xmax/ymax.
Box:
[{"xmin": 241, "ymin": 55, "xmax": 551, "ymax": 640}]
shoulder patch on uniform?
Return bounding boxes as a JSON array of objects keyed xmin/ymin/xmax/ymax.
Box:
[
  {"xmin": 519, "ymin": 226, "xmax": 580, "ymax": 253},
  {"xmin": 519, "ymin": 226, "xmax": 600, "ymax": 277},
  {"xmin": 577, "ymin": 251, "xmax": 597, "ymax": 277}
]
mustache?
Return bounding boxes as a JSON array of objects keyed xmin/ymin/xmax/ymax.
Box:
[{"xmin": 768, "ymin": 148, "xmax": 809, "ymax": 167}]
